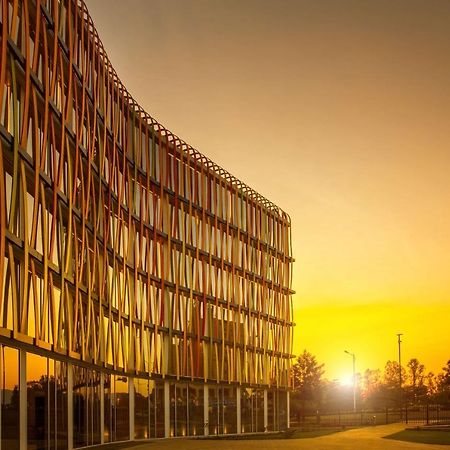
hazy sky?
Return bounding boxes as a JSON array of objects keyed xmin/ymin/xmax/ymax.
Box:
[{"xmin": 86, "ymin": 0, "xmax": 450, "ymax": 380}]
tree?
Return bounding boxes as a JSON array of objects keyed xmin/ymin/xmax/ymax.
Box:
[
  {"xmin": 424, "ymin": 371, "xmax": 437, "ymax": 396},
  {"xmin": 433, "ymin": 360, "xmax": 450, "ymax": 403},
  {"xmin": 406, "ymin": 358, "xmax": 427, "ymax": 403},
  {"xmin": 362, "ymin": 368, "xmax": 381, "ymax": 396},
  {"xmin": 291, "ymin": 350, "xmax": 325, "ymax": 417},
  {"xmin": 407, "ymin": 358, "xmax": 425, "ymax": 388},
  {"xmin": 382, "ymin": 360, "xmax": 405, "ymax": 406},
  {"xmin": 361, "ymin": 368, "xmax": 384, "ymax": 409},
  {"xmin": 383, "ymin": 360, "xmax": 404, "ymax": 388},
  {"xmin": 441, "ymin": 360, "xmax": 450, "ymax": 387}
]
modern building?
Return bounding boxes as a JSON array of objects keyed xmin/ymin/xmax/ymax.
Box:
[{"xmin": 0, "ymin": 0, "xmax": 294, "ymax": 448}]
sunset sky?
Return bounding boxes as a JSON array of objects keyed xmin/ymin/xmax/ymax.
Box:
[{"xmin": 87, "ymin": 0, "xmax": 450, "ymax": 380}]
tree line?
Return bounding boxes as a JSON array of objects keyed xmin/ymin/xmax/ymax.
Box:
[{"xmin": 291, "ymin": 350, "xmax": 450, "ymax": 416}]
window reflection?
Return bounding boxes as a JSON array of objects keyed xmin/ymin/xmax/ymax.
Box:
[
  {"xmin": 170, "ymin": 384, "xmax": 187, "ymax": 437},
  {"xmin": 223, "ymin": 387, "xmax": 237, "ymax": 434},
  {"xmin": 73, "ymin": 367, "xmax": 101, "ymax": 448},
  {"xmin": 268, "ymin": 390, "xmax": 287, "ymax": 432},
  {"xmin": 134, "ymin": 379, "xmax": 150, "ymax": 439},
  {"xmin": 188, "ymin": 384, "xmax": 203, "ymax": 436},
  {"xmin": 241, "ymin": 388, "xmax": 264, "ymax": 433},
  {"xmin": 0, "ymin": 345, "xmax": 19, "ymax": 450},
  {"xmin": 104, "ymin": 374, "xmax": 129, "ymax": 442},
  {"xmin": 208, "ymin": 386, "xmax": 237, "ymax": 435},
  {"xmin": 133, "ymin": 379, "xmax": 165, "ymax": 439},
  {"xmin": 278, "ymin": 390, "xmax": 288, "ymax": 430},
  {"xmin": 209, "ymin": 386, "xmax": 221, "ymax": 435},
  {"xmin": 1, "ymin": 350, "xmax": 287, "ymax": 449},
  {"xmin": 26, "ymin": 353, "xmax": 67, "ymax": 450}
]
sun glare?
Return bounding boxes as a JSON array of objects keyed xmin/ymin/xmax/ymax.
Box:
[{"xmin": 339, "ymin": 374, "xmax": 353, "ymax": 387}]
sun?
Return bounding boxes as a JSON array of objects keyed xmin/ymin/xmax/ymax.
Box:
[{"xmin": 339, "ymin": 374, "xmax": 354, "ymax": 387}]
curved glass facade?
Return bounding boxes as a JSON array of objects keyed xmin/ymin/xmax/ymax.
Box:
[{"xmin": 0, "ymin": 0, "xmax": 294, "ymax": 447}]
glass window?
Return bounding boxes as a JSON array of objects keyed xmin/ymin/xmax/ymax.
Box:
[
  {"xmin": 188, "ymin": 384, "xmax": 203, "ymax": 436},
  {"xmin": 175, "ymin": 384, "xmax": 188, "ymax": 437},
  {"xmin": 154, "ymin": 382, "xmax": 165, "ymax": 438},
  {"xmin": 241, "ymin": 388, "xmax": 263, "ymax": 433},
  {"xmin": 27, "ymin": 353, "xmax": 49, "ymax": 450},
  {"xmin": 268, "ymin": 390, "xmax": 276, "ymax": 431},
  {"xmin": 0, "ymin": 345, "xmax": 20, "ymax": 450},
  {"xmin": 27, "ymin": 353, "xmax": 68, "ymax": 450},
  {"xmin": 73, "ymin": 366, "xmax": 101, "ymax": 448},
  {"xmin": 132, "ymin": 378, "xmax": 164, "ymax": 439},
  {"xmin": 278, "ymin": 390, "xmax": 288, "ymax": 431},
  {"xmin": 54, "ymin": 362, "xmax": 68, "ymax": 449},
  {"xmin": 208, "ymin": 386, "xmax": 220, "ymax": 435},
  {"xmin": 223, "ymin": 386, "xmax": 237, "ymax": 434},
  {"xmin": 134, "ymin": 378, "xmax": 149, "ymax": 439},
  {"xmin": 104, "ymin": 374, "xmax": 129, "ymax": 442}
]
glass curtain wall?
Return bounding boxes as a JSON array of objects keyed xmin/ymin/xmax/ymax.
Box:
[
  {"xmin": 169, "ymin": 383, "xmax": 186, "ymax": 437},
  {"xmin": 0, "ymin": 345, "xmax": 19, "ymax": 450},
  {"xmin": 188, "ymin": 384, "xmax": 203, "ymax": 436},
  {"xmin": 222, "ymin": 386, "xmax": 237, "ymax": 434},
  {"xmin": 134, "ymin": 379, "xmax": 150, "ymax": 439},
  {"xmin": 241, "ymin": 388, "xmax": 264, "ymax": 433},
  {"xmin": 73, "ymin": 367, "xmax": 101, "ymax": 448},
  {"xmin": 26, "ymin": 353, "xmax": 68, "ymax": 450},
  {"xmin": 255, "ymin": 389, "xmax": 265, "ymax": 432},
  {"xmin": 1, "ymin": 349, "xmax": 285, "ymax": 448},
  {"xmin": 208, "ymin": 387, "xmax": 221, "ymax": 435},
  {"xmin": 278, "ymin": 390, "xmax": 288, "ymax": 430},
  {"xmin": 209, "ymin": 386, "xmax": 237, "ymax": 435},
  {"xmin": 155, "ymin": 382, "xmax": 165, "ymax": 437},
  {"xmin": 133, "ymin": 379, "xmax": 165, "ymax": 439},
  {"xmin": 268, "ymin": 390, "xmax": 276, "ymax": 431},
  {"xmin": 268, "ymin": 390, "xmax": 287, "ymax": 431},
  {"xmin": 168, "ymin": 383, "xmax": 207, "ymax": 437},
  {"xmin": 104, "ymin": 375, "xmax": 129, "ymax": 442},
  {"xmin": 175, "ymin": 384, "xmax": 188, "ymax": 437}
]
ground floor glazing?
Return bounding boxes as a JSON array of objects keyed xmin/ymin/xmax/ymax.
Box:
[{"xmin": 0, "ymin": 344, "xmax": 289, "ymax": 450}]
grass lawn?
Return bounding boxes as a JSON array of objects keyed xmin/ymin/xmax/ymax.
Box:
[{"xmin": 384, "ymin": 429, "xmax": 450, "ymax": 446}]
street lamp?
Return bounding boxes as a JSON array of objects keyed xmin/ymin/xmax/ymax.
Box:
[
  {"xmin": 397, "ymin": 333, "xmax": 403, "ymax": 414},
  {"xmin": 344, "ymin": 350, "xmax": 356, "ymax": 412},
  {"xmin": 397, "ymin": 334, "xmax": 403, "ymax": 389}
]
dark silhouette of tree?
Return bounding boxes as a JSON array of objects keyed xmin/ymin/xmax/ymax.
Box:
[
  {"xmin": 424, "ymin": 371, "xmax": 437, "ymax": 396},
  {"xmin": 433, "ymin": 360, "xmax": 450, "ymax": 403},
  {"xmin": 361, "ymin": 368, "xmax": 385, "ymax": 409},
  {"xmin": 383, "ymin": 360, "xmax": 404, "ymax": 388},
  {"xmin": 288, "ymin": 356, "xmax": 450, "ymax": 422},
  {"xmin": 405, "ymin": 358, "xmax": 427, "ymax": 403},
  {"xmin": 407, "ymin": 358, "xmax": 425, "ymax": 387},
  {"xmin": 360, "ymin": 364, "xmax": 406, "ymax": 409},
  {"xmin": 442, "ymin": 360, "xmax": 450, "ymax": 386},
  {"xmin": 291, "ymin": 350, "xmax": 325, "ymax": 417},
  {"xmin": 362, "ymin": 369, "xmax": 381, "ymax": 396}
]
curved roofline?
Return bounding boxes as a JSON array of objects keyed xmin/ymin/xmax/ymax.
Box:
[{"xmin": 79, "ymin": 0, "xmax": 290, "ymax": 223}]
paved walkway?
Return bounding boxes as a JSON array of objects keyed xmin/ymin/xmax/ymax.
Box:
[{"xmin": 121, "ymin": 424, "xmax": 450, "ymax": 450}]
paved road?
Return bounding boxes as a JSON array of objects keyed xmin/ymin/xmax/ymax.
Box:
[{"xmin": 122, "ymin": 424, "xmax": 450, "ymax": 450}]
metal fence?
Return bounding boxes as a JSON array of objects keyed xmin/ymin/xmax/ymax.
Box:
[{"xmin": 290, "ymin": 404, "xmax": 450, "ymax": 428}]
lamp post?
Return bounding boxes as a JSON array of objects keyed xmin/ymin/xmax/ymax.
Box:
[
  {"xmin": 344, "ymin": 350, "xmax": 356, "ymax": 412},
  {"xmin": 397, "ymin": 333, "xmax": 403, "ymax": 416},
  {"xmin": 397, "ymin": 334, "xmax": 403, "ymax": 389}
]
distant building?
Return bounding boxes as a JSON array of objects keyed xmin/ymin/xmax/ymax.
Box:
[{"xmin": 0, "ymin": 0, "xmax": 294, "ymax": 448}]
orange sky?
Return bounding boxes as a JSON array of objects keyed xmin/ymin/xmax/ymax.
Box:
[{"xmin": 87, "ymin": 0, "xmax": 450, "ymax": 380}]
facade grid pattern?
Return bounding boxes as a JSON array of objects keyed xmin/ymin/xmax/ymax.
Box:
[{"xmin": 0, "ymin": 0, "xmax": 294, "ymax": 447}]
